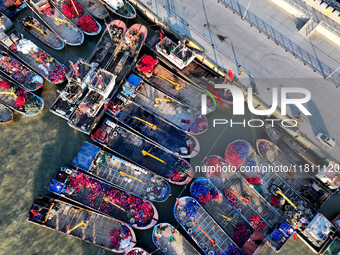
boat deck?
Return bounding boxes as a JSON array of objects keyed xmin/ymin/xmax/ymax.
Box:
[
  {"xmin": 68, "ymin": 108, "xmax": 104, "ymax": 135},
  {"xmin": 76, "ymin": 0, "xmax": 109, "ymax": 19},
  {"xmin": 50, "ymin": 96, "xmax": 76, "ymax": 120},
  {"xmin": 0, "ymin": 86, "xmax": 15, "ymax": 109},
  {"xmin": 153, "ymin": 223, "xmax": 201, "ymax": 255},
  {"xmin": 132, "ymin": 81, "xmax": 206, "ymax": 133},
  {"xmin": 49, "ymin": 167, "xmax": 157, "ymax": 229},
  {"xmin": 111, "ymin": 95, "xmax": 196, "ymax": 155},
  {"xmin": 174, "ymin": 197, "xmax": 241, "ymax": 254},
  {"xmin": 29, "ymin": 197, "xmax": 135, "ymax": 252},
  {"xmin": 93, "ymin": 120, "xmax": 186, "ymax": 181},
  {"xmin": 204, "ymin": 164, "xmax": 281, "ymax": 233},
  {"xmin": 0, "ymin": 102, "xmax": 12, "ymax": 123},
  {"xmin": 72, "ymin": 142, "xmax": 171, "ymax": 202}
]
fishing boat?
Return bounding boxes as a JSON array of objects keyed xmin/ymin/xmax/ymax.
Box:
[
  {"xmin": 0, "ymin": 13, "xmax": 12, "ymax": 31},
  {"xmin": 76, "ymin": 0, "xmax": 109, "ymax": 19},
  {"xmin": 48, "ymin": 166, "xmax": 158, "ymax": 230},
  {"xmin": 51, "ymin": 0, "xmax": 102, "ymax": 36},
  {"xmin": 0, "ymin": 75, "xmax": 44, "ymax": 117},
  {"xmin": 0, "ymin": 102, "xmax": 13, "ymax": 123},
  {"xmin": 0, "ymin": 51, "xmax": 44, "ymax": 91},
  {"xmin": 25, "ymin": 0, "xmax": 84, "ymax": 46},
  {"xmin": 99, "ymin": 0, "xmax": 136, "ymax": 19},
  {"xmin": 106, "ymin": 93, "xmax": 200, "ymax": 158},
  {"xmin": 68, "ymin": 69, "xmax": 115, "ymax": 134},
  {"xmin": 0, "ymin": 0, "xmax": 26, "ymax": 17},
  {"xmin": 87, "ymin": 19, "xmax": 126, "ymax": 68},
  {"xmin": 297, "ymin": 213, "xmax": 337, "ymax": 254},
  {"xmin": 174, "ymin": 197, "xmax": 243, "ymax": 255},
  {"xmin": 50, "ymin": 60, "xmax": 96, "ymax": 120},
  {"xmin": 136, "ymin": 54, "xmax": 216, "ymax": 113},
  {"xmin": 72, "ymin": 142, "xmax": 171, "ymax": 202},
  {"xmin": 92, "ymin": 118, "xmax": 194, "ymax": 185},
  {"xmin": 125, "ymin": 248, "xmax": 150, "ymax": 255},
  {"xmin": 21, "ymin": 16, "xmax": 65, "ymax": 50},
  {"xmin": 121, "ymin": 74, "xmax": 208, "ymax": 135},
  {"xmin": 0, "ymin": 30, "xmax": 68, "ymax": 84},
  {"xmin": 146, "ymin": 32, "xmax": 240, "ymax": 105},
  {"xmin": 106, "ymin": 24, "xmax": 147, "ymax": 83},
  {"xmin": 28, "ymin": 196, "xmax": 136, "ymax": 253},
  {"xmin": 256, "ymin": 139, "xmax": 330, "ymax": 209},
  {"xmin": 191, "ymin": 178, "xmax": 268, "ymax": 255},
  {"xmin": 152, "ymin": 223, "xmax": 201, "ymax": 255}
]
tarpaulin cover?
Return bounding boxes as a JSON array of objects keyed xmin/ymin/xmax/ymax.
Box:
[
  {"xmin": 72, "ymin": 142, "xmax": 101, "ymax": 171},
  {"xmin": 126, "ymin": 73, "xmax": 142, "ymax": 87},
  {"xmin": 270, "ymin": 229, "xmax": 283, "ymax": 242}
]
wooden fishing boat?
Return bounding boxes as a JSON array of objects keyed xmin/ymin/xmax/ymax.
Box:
[
  {"xmin": 297, "ymin": 213, "xmax": 337, "ymax": 254},
  {"xmin": 0, "ymin": 75, "xmax": 44, "ymax": 117},
  {"xmin": 48, "ymin": 166, "xmax": 159, "ymax": 230},
  {"xmin": 0, "ymin": 30, "xmax": 68, "ymax": 84},
  {"xmin": 87, "ymin": 19, "xmax": 126, "ymax": 68},
  {"xmin": 136, "ymin": 54, "xmax": 216, "ymax": 113},
  {"xmin": 76, "ymin": 0, "xmax": 109, "ymax": 19},
  {"xmin": 50, "ymin": 60, "xmax": 95, "ymax": 120},
  {"xmin": 25, "ymin": 0, "xmax": 84, "ymax": 46},
  {"xmin": 125, "ymin": 248, "xmax": 150, "ymax": 255},
  {"xmin": 121, "ymin": 74, "xmax": 208, "ymax": 135},
  {"xmin": 174, "ymin": 197, "xmax": 242, "ymax": 255},
  {"xmin": 99, "ymin": 0, "xmax": 136, "ymax": 19},
  {"xmin": 0, "ymin": 102, "xmax": 13, "ymax": 123},
  {"xmin": 51, "ymin": 0, "xmax": 102, "ymax": 36},
  {"xmin": 21, "ymin": 15, "xmax": 65, "ymax": 50},
  {"xmin": 152, "ymin": 223, "xmax": 201, "ymax": 255},
  {"xmin": 0, "ymin": 0, "xmax": 26, "ymax": 17},
  {"xmin": 106, "ymin": 93, "xmax": 200, "ymax": 158},
  {"xmin": 68, "ymin": 69, "xmax": 115, "ymax": 134},
  {"xmin": 0, "ymin": 51, "xmax": 44, "ymax": 91},
  {"xmin": 92, "ymin": 118, "xmax": 194, "ymax": 185},
  {"xmin": 0, "ymin": 13, "xmax": 12, "ymax": 31},
  {"xmin": 256, "ymin": 139, "xmax": 330, "ymax": 209},
  {"xmin": 28, "ymin": 196, "xmax": 137, "ymax": 253},
  {"xmin": 190, "ymin": 178, "xmax": 268, "ymax": 255},
  {"xmin": 106, "ymin": 23, "xmax": 147, "ymax": 83},
  {"xmin": 72, "ymin": 142, "xmax": 171, "ymax": 202}
]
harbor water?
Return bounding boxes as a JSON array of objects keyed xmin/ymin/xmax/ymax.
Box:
[{"xmin": 0, "ymin": 6, "xmax": 339, "ymax": 255}]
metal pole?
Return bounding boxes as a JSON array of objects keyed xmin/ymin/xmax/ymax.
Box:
[
  {"xmin": 325, "ymin": 66, "xmax": 340, "ymax": 80},
  {"xmin": 242, "ymin": 0, "xmax": 252, "ymax": 20}
]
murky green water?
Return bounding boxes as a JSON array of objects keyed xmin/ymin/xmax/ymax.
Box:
[{"xmin": 0, "ymin": 6, "xmax": 339, "ymax": 255}]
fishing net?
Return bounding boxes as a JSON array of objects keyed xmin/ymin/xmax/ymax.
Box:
[{"xmin": 191, "ymin": 182, "xmax": 219, "ymax": 203}]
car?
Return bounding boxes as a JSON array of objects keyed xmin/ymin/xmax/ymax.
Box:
[{"xmin": 316, "ymin": 133, "xmax": 336, "ymax": 149}]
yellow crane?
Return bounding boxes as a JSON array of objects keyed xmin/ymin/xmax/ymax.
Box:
[
  {"xmin": 132, "ymin": 116, "xmax": 157, "ymax": 130},
  {"xmin": 155, "ymin": 98, "xmax": 171, "ymax": 104},
  {"xmin": 55, "ymin": 18, "xmax": 70, "ymax": 26},
  {"xmin": 275, "ymin": 189, "xmax": 297, "ymax": 209},
  {"xmin": 103, "ymin": 197, "xmax": 127, "ymax": 212},
  {"xmin": 119, "ymin": 171, "xmax": 146, "ymax": 184},
  {"xmin": 142, "ymin": 150, "xmax": 166, "ymax": 164},
  {"xmin": 24, "ymin": 22, "xmax": 46, "ymax": 36},
  {"xmin": 218, "ymin": 213, "xmax": 232, "ymax": 221},
  {"xmin": 67, "ymin": 221, "xmax": 86, "ymax": 234},
  {"xmin": 156, "ymin": 73, "xmax": 182, "ymax": 90},
  {"xmin": 0, "ymin": 91, "xmax": 17, "ymax": 99}
]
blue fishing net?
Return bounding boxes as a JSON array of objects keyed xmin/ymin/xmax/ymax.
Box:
[
  {"xmin": 234, "ymin": 141, "xmax": 250, "ymax": 159},
  {"xmin": 186, "ymin": 200, "xmax": 198, "ymax": 217}
]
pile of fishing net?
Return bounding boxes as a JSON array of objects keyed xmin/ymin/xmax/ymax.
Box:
[
  {"xmin": 191, "ymin": 182, "xmax": 219, "ymax": 203},
  {"xmin": 271, "ymin": 195, "xmax": 280, "ymax": 207},
  {"xmin": 33, "ymin": 49, "xmax": 53, "ymax": 65},
  {"xmin": 41, "ymin": 7, "xmax": 55, "ymax": 16},
  {"xmin": 0, "ymin": 57, "xmax": 33, "ymax": 84},
  {"xmin": 249, "ymin": 215, "xmax": 265, "ymax": 231},
  {"xmin": 77, "ymin": 15, "xmax": 98, "ymax": 33},
  {"xmin": 109, "ymin": 225, "xmax": 131, "ymax": 249},
  {"xmin": 48, "ymin": 64, "xmax": 67, "ymax": 83},
  {"xmin": 190, "ymin": 115, "xmax": 208, "ymax": 134},
  {"xmin": 62, "ymin": 0, "xmax": 84, "ymax": 19},
  {"xmin": 203, "ymin": 156, "xmax": 225, "ymax": 177},
  {"xmin": 225, "ymin": 141, "xmax": 250, "ymax": 168},
  {"xmin": 137, "ymin": 55, "xmax": 158, "ymax": 74},
  {"xmin": 224, "ymin": 190, "xmax": 237, "ymax": 207},
  {"xmin": 233, "ymin": 223, "xmax": 252, "ymax": 246},
  {"xmin": 258, "ymin": 140, "xmax": 270, "ymax": 153},
  {"xmin": 15, "ymin": 88, "xmax": 30, "ymax": 107},
  {"xmin": 169, "ymin": 160, "xmax": 190, "ymax": 182},
  {"xmin": 185, "ymin": 200, "xmax": 198, "ymax": 217},
  {"xmin": 0, "ymin": 80, "xmax": 10, "ymax": 89},
  {"xmin": 245, "ymin": 177, "xmax": 261, "ymax": 185},
  {"xmin": 126, "ymin": 249, "xmax": 146, "ymax": 255}
]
